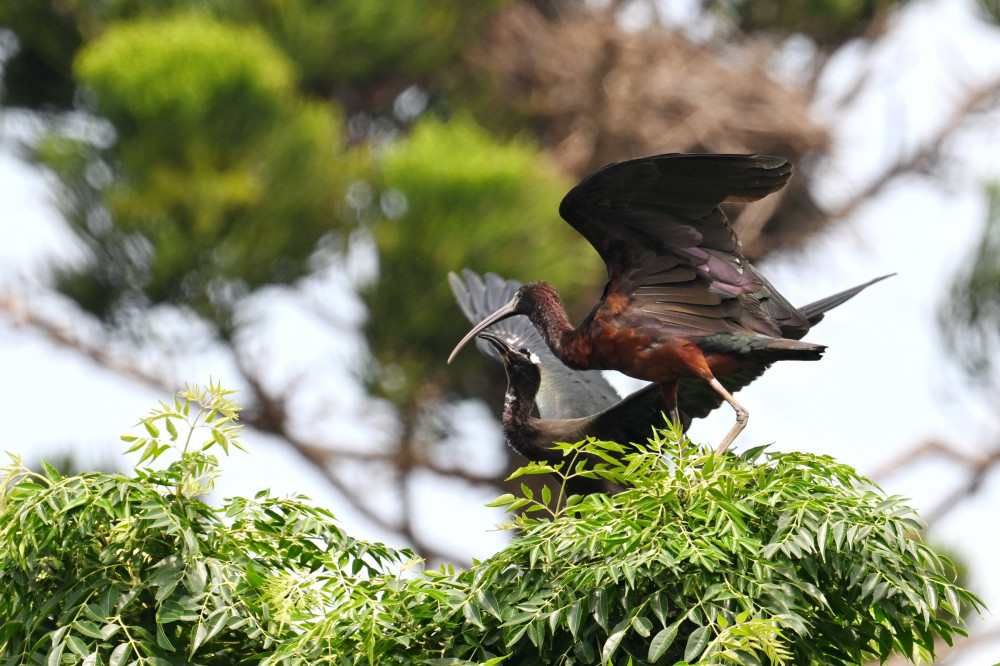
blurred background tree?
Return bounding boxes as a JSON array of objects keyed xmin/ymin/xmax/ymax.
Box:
[{"xmin": 2, "ymin": 0, "xmax": 1000, "ymax": 659}]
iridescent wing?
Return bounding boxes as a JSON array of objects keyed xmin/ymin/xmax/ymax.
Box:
[{"xmin": 559, "ymin": 153, "xmax": 810, "ymax": 338}]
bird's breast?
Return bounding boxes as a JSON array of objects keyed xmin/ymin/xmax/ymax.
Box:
[{"xmin": 589, "ymin": 321, "xmax": 755, "ymax": 383}]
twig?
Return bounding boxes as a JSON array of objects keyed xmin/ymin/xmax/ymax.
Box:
[
  {"xmin": 871, "ymin": 437, "xmax": 1000, "ymax": 527},
  {"xmin": 828, "ymin": 77, "xmax": 1000, "ymax": 223}
]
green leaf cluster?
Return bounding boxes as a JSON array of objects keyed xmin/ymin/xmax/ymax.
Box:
[
  {"xmin": 207, "ymin": 0, "xmax": 506, "ymax": 91},
  {"xmin": 36, "ymin": 14, "xmax": 349, "ymax": 326},
  {"xmin": 362, "ymin": 115, "xmax": 602, "ymax": 400},
  {"xmin": 0, "ymin": 385, "xmax": 983, "ymax": 665},
  {"xmin": 0, "ymin": 383, "xmax": 414, "ymax": 665},
  {"xmin": 465, "ymin": 434, "xmax": 984, "ymax": 664},
  {"xmin": 0, "ymin": 0, "xmax": 503, "ymax": 111}
]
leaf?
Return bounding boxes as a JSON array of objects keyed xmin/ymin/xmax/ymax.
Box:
[
  {"xmin": 631, "ymin": 615, "xmax": 653, "ymax": 637},
  {"xmin": 462, "ymin": 602, "xmax": 484, "ymax": 630},
  {"xmin": 592, "ymin": 588, "xmax": 608, "ymax": 629},
  {"xmin": 816, "ymin": 520, "xmax": 828, "ymax": 561},
  {"xmin": 861, "ymin": 572, "xmax": 880, "ymax": 601},
  {"xmin": 684, "ymin": 625, "xmax": 710, "ymax": 663},
  {"xmin": 739, "ymin": 444, "xmax": 770, "ymax": 462},
  {"xmin": 66, "ymin": 635, "xmax": 90, "ymax": 658},
  {"xmin": 46, "ymin": 641, "xmax": 65, "ymax": 666},
  {"xmin": 475, "ymin": 589, "xmax": 501, "ymax": 620},
  {"xmin": 567, "ymin": 599, "xmax": 583, "ymax": 638},
  {"xmin": 572, "ymin": 637, "xmax": 596, "ymax": 663},
  {"xmin": 651, "ymin": 592, "xmax": 669, "ymax": 627},
  {"xmin": 602, "ymin": 618, "xmax": 629, "ymax": 662},
  {"xmin": 485, "ymin": 493, "xmax": 516, "ymax": 508},
  {"xmin": 648, "ymin": 618, "xmax": 682, "ymax": 662},
  {"xmin": 190, "ymin": 622, "xmax": 208, "ymax": 658},
  {"xmin": 41, "ymin": 459, "xmax": 63, "ymax": 483},
  {"xmin": 156, "ymin": 622, "xmax": 175, "ymax": 650},
  {"xmin": 142, "ymin": 418, "xmax": 160, "ymax": 438},
  {"xmin": 158, "ymin": 600, "xmax": 199, "ymax": 623},
  {"xmin": 212, "ymin": 428, "xmax": 229, "ymax": 453},
  {"xmin": 72, "ymin": 621, "xmax": 104, "ymax": 640},
  {"xmin": 185, "ymin": 559, "xmax": 208, "ymax": 594},
  {"xmin": 203, "ymin": 610, "xmax": 231, "ymax": 643},
  {"xmin": 923, "ymin": 579, "xmax": 938, "ymax": 614},
  {"xmin": 832, "ymin": 520, "xmax": 846, "ymax": 550},
  {"xmin": 944, "ymin": 585, "xmax": 962, "ymax": 618},
  {"xmin": 123, "ymin": 437, "xmax": 148, "ymax": 454}
]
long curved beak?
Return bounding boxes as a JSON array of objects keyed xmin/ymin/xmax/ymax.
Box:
[{"xmin": 447, "ymin": 299, "xmax": 519, "ymax": 364}]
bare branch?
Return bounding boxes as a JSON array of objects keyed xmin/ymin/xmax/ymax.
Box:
[
  {"xmin": 1, "ymin": 288, "xmax": 489, "ymax": 563},
  {"xmin": 871, "ymin": 437, "xmax": 1000, "ymax": 527},
  {"xmin": 828, "ymin": 76, "xmax": 1000, "ymax": 223}
]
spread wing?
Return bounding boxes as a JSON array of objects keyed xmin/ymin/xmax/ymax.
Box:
[
  {"xmin": 449, "ymin": 269, "xmax": 622, "ymax": 419},
  {"xmin": 559, "ymin": 153, "xmax": 810, "ymax": 338}
]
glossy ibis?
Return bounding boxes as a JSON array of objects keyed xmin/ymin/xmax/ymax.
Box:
[
  {"xmin": 451, "ymin": 269, "xmax": 890, "ymax": 486},
  {"xmin": 477, "ymin": 331, "xmax": 655, "ymax": 495},
  {"xmin": 448, "ymin": 154, "xmax": 887, "ymax": 453}
]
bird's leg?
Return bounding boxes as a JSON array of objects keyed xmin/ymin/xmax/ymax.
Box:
[
  {"xmin": 707, "ymin": 376, "xmax": 748, "ymax": 454},
  {"xmin": 659, "ymin": 380, "xmax": 680, "ymax": 429}
]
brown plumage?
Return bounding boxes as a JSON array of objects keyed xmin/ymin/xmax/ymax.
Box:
[{"xmin": 449, "ymin": 153, "xmax": 885, "ymax": 453}]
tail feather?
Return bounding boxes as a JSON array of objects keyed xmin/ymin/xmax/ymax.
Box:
[
  {"xmin": 762, "ymin": 337, "xmax": 826, "ymax": 361},
  {"xmin": 799, "ymin": 273, "xmax": 895, "ymax": 326}
]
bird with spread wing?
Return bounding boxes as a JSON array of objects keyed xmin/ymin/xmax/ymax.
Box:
[
  {"xmin": 450, "ymin": 267, "xmax": 890, "ymax": 484},
  {"xmin": 449, "ymin": 154, "xmax": 890, "ymax": 453}
]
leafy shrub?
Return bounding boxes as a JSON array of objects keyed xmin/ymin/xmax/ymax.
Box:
[{"xmin": 0, "ymin": 385, "xmax": 983, "ymax": 665}]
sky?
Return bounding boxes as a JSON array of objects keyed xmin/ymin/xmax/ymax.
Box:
[{"xmin": 2, "ymin": 0, "xmax": 1000, "ymax": 663}]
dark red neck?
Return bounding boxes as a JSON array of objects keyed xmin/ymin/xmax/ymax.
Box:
[{"xmin": 521, "ymin": 282, "xmax": 585, "ymax": 368}]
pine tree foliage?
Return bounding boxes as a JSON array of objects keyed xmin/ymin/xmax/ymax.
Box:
[{"xmin": 0, "ymin": 386, "xmax": 983, "ymax": 665}]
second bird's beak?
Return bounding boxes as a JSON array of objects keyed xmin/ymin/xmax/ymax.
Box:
[
  {"xmin": 476, "ymin": 332, "xmax": 513, "ymax": 362},
  {"xmin": 447, "ymin": 298, "xmax": 519, "ymax": 364}
]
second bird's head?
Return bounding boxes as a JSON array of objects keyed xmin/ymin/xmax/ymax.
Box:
[
  {"xmin": 475, "ymin": 332, "xmax": 542, "ymax": 395},
  {"xmin": 447, "ymin": 281, "xmax": 560, "ymax": 364}
]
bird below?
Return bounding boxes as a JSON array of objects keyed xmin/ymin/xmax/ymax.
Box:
[
  {"xmin": 477, "ymin": 332, "xmax": 656, "ymax": 495},
  {"xmin": 448, "ymin": 153, "xmax": 892, "ymax": 454},
  {"xmin": 450, "ymin": 268, "xmax": 891, "ymax": 474}
]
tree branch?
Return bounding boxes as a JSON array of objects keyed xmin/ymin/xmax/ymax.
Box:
[
  {"xmin": 1, "ymin": 289, "xmax": 489, "ymax": 563},
  {"xmin": 870, "ymin": 437, "xmax": 1000, "ymax": 527},
  {"xmin": 828, "ymin": 77, "xmax": 1000, "ymax": 223}
]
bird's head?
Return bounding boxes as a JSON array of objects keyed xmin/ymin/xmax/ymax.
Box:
[
  {"xmin": 447, "ymin": 282, "xmax": 556, "ymax": 364},
  {"xmin": 476, "ymin": 332, "xmax": 542, "ymax": 396}
]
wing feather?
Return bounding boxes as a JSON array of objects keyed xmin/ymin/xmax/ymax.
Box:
[{"xmin": 560, "ymin": 153, "xmax": 809, "ymax": 337}]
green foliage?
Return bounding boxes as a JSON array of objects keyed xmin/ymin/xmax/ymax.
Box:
[
  {"xmin": 213, "ymin": 0, "xmax": 507, "ymax": 93},
  {"xmin": 1, "ymin": 385, "xmax": 982, "ymax": 665},
  {"xmin": 37, "ymin": 14, "xmax": 350, "ymax": 327},
  {"xmin": 0, "ymin": 0, "xmax": 504, "ymax": 110},
  {"xmin": 0, "ymin": 0, "xmax": 90, "ymax": 108},
  {"xmin": 471, "ymin": 434, "xmax": 984, "ymax": 664},
  {"xmin": 0, "ymin": 383, "xmax": 417, "ymax": 665},
  {"xmin": 362, "ymin": 115, "xmax": 602, "ymax": 400},
  {"xmin": 76, "ymin": 16, "xmax": 294, "ymax": 138}
]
